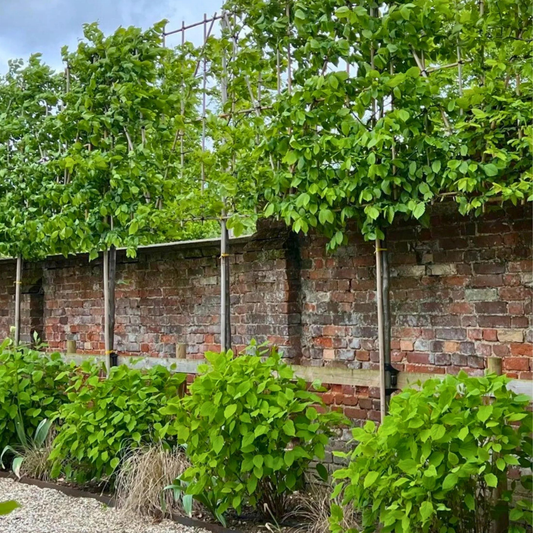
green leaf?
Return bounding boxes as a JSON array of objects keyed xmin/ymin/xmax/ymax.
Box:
[
  {"xmin": 420, "ymin": 501, "xmax": 434, "ymax": 521},
  {"xmin": 483, "ymin": 164, "xmax": 498, "ymax": 176},
  {"xmin": 212, "ymin": 435, "xmax": 224, "ymax": 454},
  {"xmin": 484, "ymin": 473, "xmax": 498, "ymax": 488},
  {"xmin": 316, "ymin": 463, "xmax": 328, "ymax": 482},
  {"xmin": 442, "ymin": 473, "xmax": 458, "ymax": 490},
  {"xmin": 413, "ymin": 203, "xmax": 425, "ymax": 219},
  {"xmin": 0, "ymin": 501, "xmax": 19, "ymax": 516},
  {"xmin": 458, "ymin": 427, "xmax": 469, "ymax": 440},
  {"xmin": 477, "ymin": 405, "xmax": 493, "ymax": 423},
  {"xmin": 224, "ymin": 404, "xmax": 237, "ymax": 418},
  {"xmin": 465, "ymin": 494, "xmax": 475, "ymax": 511},
  {"xmin": 129, "ymin": 221, "xmax": 139, "ymax": 235},
  {"xmin": 283, "ymin": 419, "xmax": 296, "ymax": 436},
  {"xmin": 364, "ymin": 471, "xmax": 379, "ymax": 488}
]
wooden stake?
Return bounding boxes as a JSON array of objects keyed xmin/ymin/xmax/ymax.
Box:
[
  {"xmin": 66, "ymin": 340, "xmax": 77, "ymax": 354},
  {"xmin": 201, "ymin": 13, "xmax": 207, "ymax": 193},
  {"xmin": 375, "ymin": 239, "xmax": 386, "ymax": 421},
  {"xmin": 286, "ymin": 1, "xmax": 292, "ymax": 95},
  {"xmin": 175, "ymin": 343, "xmax": 186, "ymax": 359},
  {"xmin": 382, "ymin": 234, "xmax": 392, "ymax": 409},
  {"xmin": 220, "ymin": 216, "xmax": 231, "ymax": 352},
  {"xmin": 103, "ymin": 247, "xmax": 117, "ymax": 376},
  {"xmin": 14, "ymin": 256, "xmax": 22, "ymax": 347},
  {"xmin": 103, "ymin": 250, "xmax": 111, "ymax": 373},
  {"xmin": 180, "ymin": 21, "xmax": 185, "ymax": 176},
  {"xmin": 219, "ymin": 14, "xmax": 232, "ymax": 353}
]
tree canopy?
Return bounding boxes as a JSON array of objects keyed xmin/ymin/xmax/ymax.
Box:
[
  {"xmin": 227, "ymin": 0, "xmax": 532, "ymax": 246},
  {"xmin": 0, "ymin": 0, "xmax": 531, "ymax": 258}
]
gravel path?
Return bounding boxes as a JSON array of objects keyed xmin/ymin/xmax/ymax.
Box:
[{"xmin": 0, "ymin": 478, "xmax": 210, "ymax": 533}]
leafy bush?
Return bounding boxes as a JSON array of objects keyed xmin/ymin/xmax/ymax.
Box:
[
  {"xmin": 332, "ymin": 372, "xmax": 533, "ymax": 533},
  {"xmin": 50, "ymin": 361, "xmax": 186, "ymax": 483},
  {"xmin": 0, "ymin": 340, "xmax": 73, "ymax": 451},
  {"xmin": 162, "ymin": 344, "xmax": 346, "ymax": 522}
]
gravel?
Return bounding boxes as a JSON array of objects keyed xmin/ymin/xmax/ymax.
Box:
[{"xmin": 0, "ymin": 478, "xmax": 210, "ymax": 533}]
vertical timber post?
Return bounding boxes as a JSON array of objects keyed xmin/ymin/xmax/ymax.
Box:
[
  {"xmin": 375, "ymin": 239, "xmax": 386, "ymax": 421},
  {"xmin": 103, "ymin": 247, "xmax": 117, "ymax": 376},
  {"xmin": 220, "ymin": 216, "xmax": 231, "ymax": 352},
  {"xmin": 14, "ymin": 256, "xmax": 22, "ymax": 347},
  {"xmin": 381, "ymin": 233, "xmax": 396, "ymax": 410},
  {"xmin": 219, "ymin": 13, "xmax": 231, "ymax": 353}
]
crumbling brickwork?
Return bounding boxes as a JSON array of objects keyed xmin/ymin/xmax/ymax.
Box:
[{"xmin": 0, "ymin": 203, "xmax": 530, "ymax": 424}]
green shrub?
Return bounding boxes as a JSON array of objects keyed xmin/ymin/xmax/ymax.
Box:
[
  {"xmin": 50, "ymin": 361, "xmax": 186, "ymax": 483},
  {"xmin": 332, "ymin": 372, "xmax": 533, "ymax": 533},
  {"xmin": 0, "ymin": 340, "xmax": 73, "ymax": 450},
  {"xmin": 162, "ymin": 344, "xmax": 346, "ymax": 522}
]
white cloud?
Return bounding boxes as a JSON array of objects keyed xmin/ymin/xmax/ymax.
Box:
[{"xmin": 0, "ymin": 0, "xmax": 223, "ymax": 71}]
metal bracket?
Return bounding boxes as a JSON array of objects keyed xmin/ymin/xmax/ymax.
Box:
[{"xmin": 385, "ymin": 362, "xmax": 400, "ymax": 396}]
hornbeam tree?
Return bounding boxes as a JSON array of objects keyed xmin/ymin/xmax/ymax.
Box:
[
  {"xmin": 53, "ymin": 22, "xmax": 191, "ymax": 367},
  {"xmin": 226, "ymin": 0, "xmax": 532, "ymax": 246},
  {"xmin": 0, "ymin": 55, "xmax": 61, "ymax": 343}
]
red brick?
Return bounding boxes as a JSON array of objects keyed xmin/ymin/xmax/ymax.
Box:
[
  {"xmin": 468, "ymin": 329, "xmax": 483, "ymax": 340},
  {"xmin": 344, "ymin": 407, "xmax": 367, "ymax": 419},
  {"xmin": 400, "ymin": 340, "xmax": 414, "ymax": 351},
  {"xmin": 356, "ymin": 350, "xmax": 370, "ymax": 361},
  {"xmin": 471, "ymin": 275, "xmax": 504, "ymax": 288},
  {"xmin": 492, "ymin": 344, "xmax": 510, "ymax": 357},
  {"xmin": 482, "ymin": 329, "xmax": 498, "ymax": 341},
  {"xmin": 510, "ymin": 343, "xmax": 533, "ymax": 357},
  {"xmin": 405, "ymin": 364, "xmax": 446, "ymax": 374},
  {"xmin": 406, "ymin": 352, "xmax": 430, "ymax": 364},
  {"xmin": 503, "ymin": 358, "xmax": 529, "ymax": 371}
]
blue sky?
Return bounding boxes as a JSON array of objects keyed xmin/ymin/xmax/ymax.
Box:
[{"xmin": 0, "ymin": 0, "xmax": 224, "ymax": 71}]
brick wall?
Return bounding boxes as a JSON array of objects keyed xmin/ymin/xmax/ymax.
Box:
[
  {"xmin": 298, "ymin": 203, "xmax": 532, "ymax": 381},
  {"xmin": 41, "ymin": 223, "xmax": 301, "ymax": 360},
  {"xmin": 0, "ymin": 203, "xmax": 530, "ymax": 424}
]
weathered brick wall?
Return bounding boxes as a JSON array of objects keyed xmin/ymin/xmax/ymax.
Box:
[
  {"xmin": 41, "ymin": 223, "xmax": 301, "ymax": 359},
  {"xmin": 298, "ymin": 203, "xmax": 532, "ymax": 382},
  {"xmin": 0, "ymin": 204, "xmax": 530, "ymax": 402}
]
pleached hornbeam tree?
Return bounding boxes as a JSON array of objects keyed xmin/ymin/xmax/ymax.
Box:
[{"xmin": 0, "ymin": 55, "xmax": 62, "ymax": 346}]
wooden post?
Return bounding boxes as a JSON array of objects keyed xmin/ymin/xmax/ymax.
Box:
[
  {"xmin": 103, "ymin": 247, "xmax": 117, "ymax": 376},
  {"xmin": 381, "ymin": 234, "xmax": 393, "ymax": 409},
  {"xmin": 219, "ymin": 14, "xmax": 232, "ymax": 353},
  {"xmin": 375, "ymin": 239, "xmax": 386, "ymax": 421},
  {"xmin": 66, "ymin": 340, "xmax": 77, "ymax": 354},
  {"xmin": 103, "ymin": 250, "xmax": 110, "ymax": 373},
  {"xmin": 487, "ymin": 356, "xmax": 502, "ymax": 375},
  {"xmin": 14, "ymin": 256, "xmax": 22, "ymax": 347},
  {"xmin": 487, "ymin": 356, "xmax": 509, "ymax": 533},
  {"xmin": 220, "ymin": 217, "xmax": 231, "ymax": 352},
  {"xmin": 175, "ymin": 343, "xmax": 186, "ymax": 359}
]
